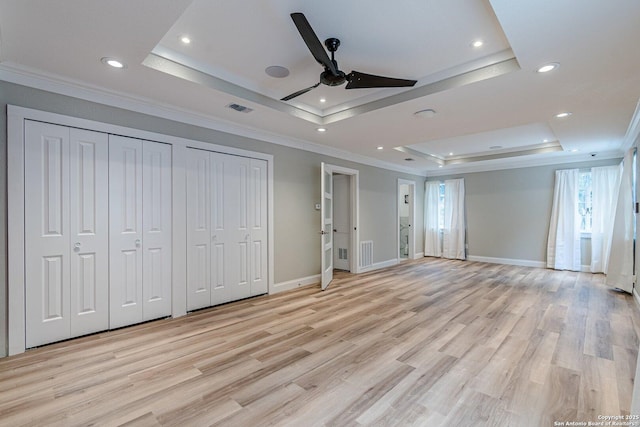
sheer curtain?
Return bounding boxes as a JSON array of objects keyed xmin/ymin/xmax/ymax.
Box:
[
  {"xmin": 442, "ymin": 178, "xmax": 466, "ymax": 260},
  {"xmin": 606, "ymin": 150, "xmax": 634, "ymax": 292},
  {"xmin": 547, "ymin": 169, "xmax": 581, "ymax": 271},
  {"xmin": 590, "ymin": 164, "xmax": 622, "ymax": 273},
  {"xmin": 424, "ymin": 181, "xmax": 442, "ymax": 257}
]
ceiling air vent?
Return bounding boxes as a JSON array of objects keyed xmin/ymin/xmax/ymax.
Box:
[{"xmin": 226, "ymin": 103, "xmax": 253, "ymax": 113}]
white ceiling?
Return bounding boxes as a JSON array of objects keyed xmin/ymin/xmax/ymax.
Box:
[{"xmin": 1, "ymin": 0, "xmax": 639, "ymax": 175}]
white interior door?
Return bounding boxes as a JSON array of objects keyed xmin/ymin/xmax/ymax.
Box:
[
  {"xmin": 109, "ymin": 135, "xmax": 144, "ymax": 328},
  {"xmin": 69, "ymin": 128, "xmax": 109, "ymax": 337},
  {"xmin": 25, "ymin": 122, "xmax": 109, "ymax": 347},
  {"xmin": 321, "ymin": 162, "xmax": 334, "ymax": 290},
  {"xmin": 25, "ymin": 121, "xmax": 71, "ymax": 347},
  {"xmin": 187, "ymin": 150, "xmax": 269, "ymax": 309},
  {"xmin": 142, "ymin": 141, "xmax": 172, "ymax": 320},
  {"xmin": 249, "ymin": 158, "xmax": 268, "ymax": 296},
  {"xmin": 186, "ymin": 149, "xmax": 212, "ymax": 311},
  {"xmin": 211, "ymin": 152, "xmax": 239, "ymax": 305}
]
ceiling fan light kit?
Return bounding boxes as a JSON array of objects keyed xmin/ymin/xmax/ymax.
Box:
[{"xmin": 281, "ymin": 12, "xmax": 417, "ymax": 101}]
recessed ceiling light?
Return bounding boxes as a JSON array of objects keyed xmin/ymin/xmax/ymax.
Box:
[
  {"xmin": 438, "ymin": 165, "xmax": 443, "ymax": 168},
  {"xmin": 317, "ymin": 127, "xmax": 326, "ymax": 132},
  {"xmin": 180, "ymin": 36, "xmax": 191, "ymax": 45},
  {"xmin": 472, "ymin": 40, "xmax": 484, "ymax": 48},
  {"xmin": 449, "ymin": 152, "xmax": 454, "ymax": 156},
  {"xmin": 414, "ymin": 109, "xmax": 436, "ymax": 119},
  {"xmin": 537, "ymin": 63, "xmax": 559, "ymax": 73},
  {"xmin": 101, "ymin": 57, "xmax": 125, "ymax": 69},
  {"xmin": 265, "ymin": 65, "xmax": 290, "ymax": 78},
  {"xmin": 571, "ymin": 149, "xmax": 579, "ymax": 153},
  {"xmin": 543, "ymin": 139, "xmax": 549, "ymax": 143},
  {"xmin": 555, "ymin": 112, "xmax": 572, "ymax": 118},
  {"xmin": 320, "ymin": 98, "xmax": 326, "ymax": 103},
  {"xmin": 377, "ymin": 146, "xmax": 383, "ymax": 150}
]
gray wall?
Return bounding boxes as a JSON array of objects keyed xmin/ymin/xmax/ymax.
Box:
[
  {"xmin": 0, "ymin": 80, "xmax": 425, "ymax": 356},
  {"xmin": 427, "ymin": 158, "xmax": 622, "ymax": 265}
]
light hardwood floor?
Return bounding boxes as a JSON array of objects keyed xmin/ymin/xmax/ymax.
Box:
[{"xmin": 1, "ymin": 258, "xmax": 639, "ymax": 426}]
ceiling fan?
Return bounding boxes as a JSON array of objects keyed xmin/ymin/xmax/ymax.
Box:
[{"xmin": 281, "ymin": 13, "xmax": 418, "ymax": 102}]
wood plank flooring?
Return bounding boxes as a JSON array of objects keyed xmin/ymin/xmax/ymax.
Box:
[{"xmin": 1, "ymin": 258, "xmax": 639, "ymax": 426}]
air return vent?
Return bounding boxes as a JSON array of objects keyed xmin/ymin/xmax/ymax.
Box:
[
  {"xmin": 360, "ymin": 241, "xmax": 373, "ymax": 268},
  {"xmin": 226, "ymin": 103, "xmax": 253, "ymax": 113}
]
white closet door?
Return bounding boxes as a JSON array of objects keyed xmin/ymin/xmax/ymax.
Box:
[
  {"xmin": 109, "ymin": 135, "xmax": 144, "ymax": 328},
  {"xmin": 25, "ymin": 121, "xmax": 71, "ymax": 347},
  {"xmin": 214, "ymin": 154, "xmax": 252, "ymax": 304},
  {"xmin": 187, "ymin": 149, "xmax": 212, "ymax": 311},
  {"xmin": 249, "ymin": 159, "xmax": 268, "ymax": 296},
  {"xmin": 186, "ymin": 150, "xmax": 268, "ymax": 311},
  {"xmin": 69, "ymin": 128, "xmax": 109, "ymax": 337},
  {"xmin": 211, "ymin": 152, "xmax": 236, "ymax": 305},
  {"xmin": 142, "ymin": 141, "xmax": 172, "ymax": 320}
]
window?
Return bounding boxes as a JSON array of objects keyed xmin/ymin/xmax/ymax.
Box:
[{"xmin": 578, "ymin": 171, "xmax": 592, "ymax": 233}]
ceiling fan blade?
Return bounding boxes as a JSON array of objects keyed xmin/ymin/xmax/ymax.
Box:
[
  {"xmin": 281, "ymin": 82, "xmax": 321, "ymax": 101},
  {"xmin": 345, "ymin": 71, "xmax": 417, "ymax": 89},
  {"xmin": 290, "ymin": 13, "xmax": 338, "ymax": 76}
]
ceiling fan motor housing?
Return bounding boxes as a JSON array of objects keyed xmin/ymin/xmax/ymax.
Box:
[{"xmin": 321, "ymin": 69, "xmax": 347, "ymax": 86}]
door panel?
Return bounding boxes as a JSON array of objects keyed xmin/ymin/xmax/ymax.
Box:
[
  {"xmin": 69, "ymin": 128, "xmax": 109, "ymax": 336},
  {"xmin": 321, "ymin": 162, "xmax": 334, "ymax": 290},
  {"xmin": 109, "ymin": 135, "xmax": 143, "ymax": 328},
  {"xmin": 250, "ymin": 159, "xmax": 268, "ymax": 295},
  {"xmin": 25, "ymin": 121, "xmax": 71, "ymax": 347},
  {"xmin": 142, "ymin": 141, "xmax": 172, "ymax": 320},
  {"xmin": 187, "ymin": 150, "xmax": 211, "ymax": 310}
]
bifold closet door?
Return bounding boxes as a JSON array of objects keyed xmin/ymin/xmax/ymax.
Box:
[
  {"xmin": 109, "ymin": 135, "xmax": 172, "ymax": 329},
  {"xmin": 248, "ymin": 158, "xmax": 268, "ymax": 296},
  {"xmin": 25, "ymin": 121, "xmax": 109, "ymax": 348},
  {"xmin": 187, "ymin": 149, "xmax": 268, "ymax": 311}
]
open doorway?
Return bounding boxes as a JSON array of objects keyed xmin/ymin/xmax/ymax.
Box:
[
  {"xmin": 333, "ymin": 174, "xmax": 351, "ymax": 271},
  {"xmin": 320, "ymin": 163, "xmax": 360, "ymax": 290},
  {"xmin": 398, "ymin": 179, "xmax": 416, "ymax": 261}
]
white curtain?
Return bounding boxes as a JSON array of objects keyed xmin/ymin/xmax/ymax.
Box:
[
  {"xmin": 424, "ymin": 181, "xmax": 442, "ymax": 257},
  {"xmin": 442, "ymin": 178, "xmax": 466, "ymax": 260},
  {"xmin": 590, "ymin": 164, "xmax": 622, "ymax": 273},
  {"xmin": 606, "ymin": 150, "xmax": 635, "ymax": 293},
  {"xmin": 547, "ymin": 169, "xmax": 581, "ymax": 271}
]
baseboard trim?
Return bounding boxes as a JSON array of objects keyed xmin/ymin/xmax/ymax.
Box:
[
  {"xmin": 414, "ymin": 252, "xmax": 424, "ymax": 259},
  {"xmin": 272, "ymin": 274, "xmax": 320, "ymax": 294},
  {"xmin": 634, "ymin": 288, "xmax": 640, "ymax": 309},
  {"xmin": 467, "ymin": 255, "xmax": 546, "ymax": 269},
  {"xmin": 359, "ymin": 258, "xmax": 399, "ymax": 273}
]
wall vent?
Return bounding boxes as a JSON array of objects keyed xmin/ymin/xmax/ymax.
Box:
[
  {"xmin": 360, "ymin": 241, "xmax": 373, "ymax": 268},
  {"xmin": 226, "ymin": 103, "xmax": 254, "ymax": 113},
  {"xmin": 338, "ymin": 248, "xmax": 348, "ymax": 260}
]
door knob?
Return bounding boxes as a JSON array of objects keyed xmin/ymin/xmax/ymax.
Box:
[{"xmin": 73, "ymin": 242, "xmax": 81, "ymax": 252}]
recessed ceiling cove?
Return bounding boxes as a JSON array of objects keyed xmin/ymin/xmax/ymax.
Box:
[{"xmin": 144, "ymin": 0, "xmax": 518, "ymax": 124}]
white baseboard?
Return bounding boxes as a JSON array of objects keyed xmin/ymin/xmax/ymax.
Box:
[
  {"xmin": 414, "ymin": 252, "xmax": 424, "ymax": 259},
  {"xmin": 271, "ymin": 274, "xmax": 320, "ymax": 294},
  {"xmin": 359, "ymin": 258, "xmax": 399, "ymax": 273},
  {"xmin": 467, "ymin": 255, "xmax": 546, "ymax": 269},
  {"xmin": 634, "ymin": 288, "xmax": 640, "ymax": 309}
]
